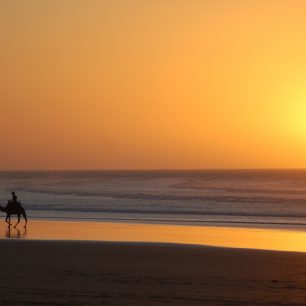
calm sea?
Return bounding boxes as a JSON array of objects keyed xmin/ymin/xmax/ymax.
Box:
[{"xmin": 1, "ymin": 170, "xmax": 306, "ymax": 226}]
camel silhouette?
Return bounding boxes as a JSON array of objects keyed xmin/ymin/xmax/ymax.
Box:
[{"xmin": 0, "ymin": 202, "xmax": 28, "ymax": 228}]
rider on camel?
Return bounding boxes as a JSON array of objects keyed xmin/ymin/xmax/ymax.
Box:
[
  {"xmin": 8, "ymin": 192, "xmax": 20, "ymax": 208},
  {"xmin": 11, "ymin": 192, "xmax": 17, "ymax": 203}
]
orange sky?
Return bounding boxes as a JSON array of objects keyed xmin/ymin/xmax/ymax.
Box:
[{"xmin": 1, "ymin": 0, "xmax": 306, "ymax": 170}]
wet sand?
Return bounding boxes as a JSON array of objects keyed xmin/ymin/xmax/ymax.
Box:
[
  {"xmin": 1, "ymin": 239, "xmax": 306, "ymax": 305},
  {"xmin": 3, "ymin": 219, "xmax": 306, "ymax": 252}
]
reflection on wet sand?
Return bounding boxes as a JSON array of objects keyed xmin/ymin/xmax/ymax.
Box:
[
  {"xmin": 5, "ymin": 227, "xmax": 27, "ymax": 239},
  {"xmin": 1, "ymin": 220, "xmax": 306, "ymax": 252}
]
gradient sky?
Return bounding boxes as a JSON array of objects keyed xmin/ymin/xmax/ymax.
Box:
[{"xmin": 1, "ymin": 0, "xmax": 306, "ymax": 170}]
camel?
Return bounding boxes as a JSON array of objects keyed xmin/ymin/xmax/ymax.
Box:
[{"xmin": 0, "ymin": 201, "xmax": 28, "ymax": 228}]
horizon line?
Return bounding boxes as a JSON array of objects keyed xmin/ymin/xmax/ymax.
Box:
[{"xmin": 1, "ymin": 167, "xmax": 306, "ymax": 172}]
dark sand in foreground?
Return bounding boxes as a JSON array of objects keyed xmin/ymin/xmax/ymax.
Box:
[{"xmin": 1, "ymin": 240, "xmax": 306, "ymax": 305}]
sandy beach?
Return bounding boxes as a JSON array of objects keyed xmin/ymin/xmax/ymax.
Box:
[
  {"xmin": 0, "ymin": 221, "xmax": 305, "ymax": 305},
  {"xmin": 1, "ymin": 239, "xmax": 306, "ymax": 305}
]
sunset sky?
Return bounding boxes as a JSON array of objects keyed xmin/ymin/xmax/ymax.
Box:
[{"xmin": 1, "ymin": 0, "xmax": 306, "ymax": 170}]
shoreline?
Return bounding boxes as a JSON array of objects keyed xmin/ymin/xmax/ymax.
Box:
[
  {"xmin": 24, "ymin": 215, "xmax": 306, "ymax": 228},
  {"xmin": 2, "ymin": 219, "xmax": 306, "ymax": 252}
]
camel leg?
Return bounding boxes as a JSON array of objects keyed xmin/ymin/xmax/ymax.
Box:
[
  {"xmin": 14, "ymin": 214, "xmax": 20, "ymax": 228},
  {"xmin": 6, "ymin": 215, "xmax": 11, "ymax": 227},
  {"xmin": 22, "ymin": 211, "xmax": 28, "ymax": 228},
  {"xmin": 5, "ymin": 215, "xmax": 10, "ymax": 227}
]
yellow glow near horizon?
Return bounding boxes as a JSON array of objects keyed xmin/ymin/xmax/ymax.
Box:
[{"xmin": 1, "ymin": 0, "xmax": 306, "ymax": 170}]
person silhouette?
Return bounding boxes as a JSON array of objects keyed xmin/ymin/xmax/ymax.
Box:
[
  {"xmin": 8, "ymin": 192, "xmax": 19, "ymax": 209},
  {"xmin": 11, "ymin": 192, "xmax": 18, "ymax": 203}
]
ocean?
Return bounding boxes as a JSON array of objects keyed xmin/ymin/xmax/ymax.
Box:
[{"xmin": 1, "ymin": 170, "xmax": 306, "ymax": 226}]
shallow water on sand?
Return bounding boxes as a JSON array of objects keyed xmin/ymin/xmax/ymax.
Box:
[{"xmin": 2, "ymin": 220, "xmax": 306, "ymax": 252}]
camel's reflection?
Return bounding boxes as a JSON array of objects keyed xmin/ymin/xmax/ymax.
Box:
[{"xmin": 5, "ymin": 227, "xmax": 27, "ymax": 239}]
